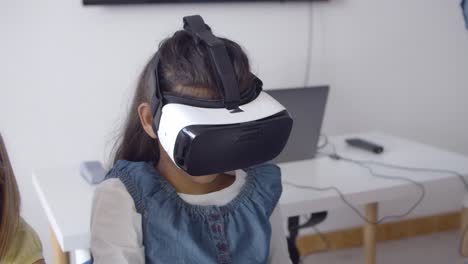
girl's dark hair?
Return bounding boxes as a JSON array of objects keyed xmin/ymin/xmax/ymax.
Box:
[
  {"xmin": 0, "ymin": 133, "xmax": 21, "ymax": 258},
  {"xmin": 112, "ymin": 30, "xmax": 253, "ymax": 165}
]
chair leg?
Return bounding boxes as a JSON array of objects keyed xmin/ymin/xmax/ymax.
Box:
[
  {"xmin": 288, "ymin": 216, "xmax": 301, "ymax": 264},
  {"xmin": 287, "ymin": 236, "xmax": 301, "ymax": 264},
  {"xmin": 287, "ymin": 212, "xmax": 328, "ymax": 263}
]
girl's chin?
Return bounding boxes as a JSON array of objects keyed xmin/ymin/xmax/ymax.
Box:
[{"xmin": 189, "ymin": 174, "xmax": 218, "ymax": 184}]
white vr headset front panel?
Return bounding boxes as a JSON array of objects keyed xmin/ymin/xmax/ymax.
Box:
[{"xmin": 157, "ymin": 91, "xmax": 286, "ymax": 163}]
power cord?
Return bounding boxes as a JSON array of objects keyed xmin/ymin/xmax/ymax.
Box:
[
  {"xmin": 285, "ymin": 134, "xmax": 468, "ymax": 258},
  {"xmin": 283, "ymin": 173, "xmax": 425, "ymax": 226},
  {"xmin": 303, "ymin": 1, "xmax": 314, "ymax": 87},
  {"xmin": 312, "ymin": 226, "xmax": 331, "ymax": 251},
  {"xmin": 350, "ymin": 159, "xmax": 468, "ymax": 193},
  {"xmin": 320, "ymin": 135, "xmax": 468, "ymax": 192},
  {"xmin": 317, "ymin": 134, "xmax": 329, "ymax": 150},
  {"xmin": 299, "ymin": 226, "xmax": 331, "ymax": 264},
  {"xmin": 285, "ymin": 140, "xmax": 427, "ymax": 225}
]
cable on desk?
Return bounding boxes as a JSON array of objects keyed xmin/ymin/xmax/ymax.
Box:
[
  {"xmin": 286, "ymin": 135, "xmax": 467, "ymax": 225},
  {"xmin": 283, "ymin": 175, "xmax": 425, "ymax": 226},
  {"xmin": 350, "ymin": 159, "xmax": 468, "ymax": 193},
  {"xmin": 287, "ymin": 134, "xmax": 468, "ymax": 257},
  {"xmin": 317, "ymin": 134, "xmax": 329, "ymax": 150},
  {"xmin": 286, "ymin": 136, "xmax": 425, "ymax": 224},
  {"xmin": 321, "ymin": 134, "xmax": 468, "ymax": 192}
]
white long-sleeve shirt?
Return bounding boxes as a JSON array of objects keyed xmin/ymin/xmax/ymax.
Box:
[{"xmin": 91, "ymin": 171, "xmax": 292, "ymax": 264}]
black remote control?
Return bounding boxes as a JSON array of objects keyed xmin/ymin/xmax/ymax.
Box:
[{"xmin": 345, "ymin": 138, "xmax": 384, "ymax": 154}]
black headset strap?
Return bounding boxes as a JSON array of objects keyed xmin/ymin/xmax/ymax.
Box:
[
  {"xmin": 152, "ymin": 15, "xmax": 264, "ymax": 131},
  {"xmin": 161, "ymin": 74, "xmax": 262, "ymax": 108},
  {"xmin": 183, "ymin": 15, "xmax": 240, "ymax": 110}
]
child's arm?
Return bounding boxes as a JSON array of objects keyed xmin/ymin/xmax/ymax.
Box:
[
  {"xmin": 91, "ymin": 179, "xmax": 145, "ymax": 264},
  {"xmin": 268, "ymin": 206, "xmax": 293, "ymax": 264}
]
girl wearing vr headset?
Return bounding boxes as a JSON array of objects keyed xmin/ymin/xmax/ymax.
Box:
[
  {"xmin": 0, "ymin": 134, "xmax": 45, "ymax": 264},
  {"xmin": 91, "ymin": 16, "xmax": 292, "ymax": 264}
]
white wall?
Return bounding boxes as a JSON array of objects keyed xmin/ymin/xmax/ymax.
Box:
[
  {"xmin": 1, "ymin": 0, "xmax": 467, "ymax": 262},
  {"xmin": 312, "ymin": 0, "xmax": 468, "ymax": 233}
]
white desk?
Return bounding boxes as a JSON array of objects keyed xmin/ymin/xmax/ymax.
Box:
[
  {"xmin": 33, "ymin": 132, "xmax": 468, "ymax": 264},
  {"xmin": 33, "ymin": 167, "xmax": 95, "ymax": 263},
  {"xmin": 278, "ymin": 132, "xmax": 468, "ymax": 264},
  {"xmin": 280, "ymin": 132, "xmax": 468, "ymax": 216}
]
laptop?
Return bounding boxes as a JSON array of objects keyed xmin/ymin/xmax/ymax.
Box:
[{"xmin": 266, "ymin": 86, "xmax": 329, "ymax": 164}]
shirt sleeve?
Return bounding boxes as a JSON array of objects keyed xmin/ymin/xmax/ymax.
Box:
[
  {"xmin": 268, "ymin": 206, "xmax": 292, "ymax": 264},
  {"xmin": 3, "ymin": 218, "xmax": 44, "ymax": 264},
  {"xmin": 90, "ymin": 179, "xmax": 145, "ymax": 264}
]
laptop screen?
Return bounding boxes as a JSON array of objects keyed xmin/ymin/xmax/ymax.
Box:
[{"xmin": 266, "ymin": 86, "xmax": 329, "ymax": 164}]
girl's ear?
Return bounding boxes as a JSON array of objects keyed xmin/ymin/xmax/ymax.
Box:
[{"xmin": 137, "ymin": 103, "xmax": 157, "ymax": 139}]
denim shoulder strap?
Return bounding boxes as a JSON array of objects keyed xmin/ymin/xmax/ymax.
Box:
[
  {"xmin": 105, "ymin": 160, "xmax": 160, "ymax": 214},
  {"xmin": 244, "ymin": 163, "xmax": 283, "ymax": 217}
]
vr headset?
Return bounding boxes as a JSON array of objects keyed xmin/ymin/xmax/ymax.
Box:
[{"xmin": 151, "ymin": 15, "xmax": 293, "ymax": 176}]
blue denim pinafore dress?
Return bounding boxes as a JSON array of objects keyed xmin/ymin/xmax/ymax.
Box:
[{"xmin": 105, "ymin": 160, "xmax": 282, "ymax": 264}]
